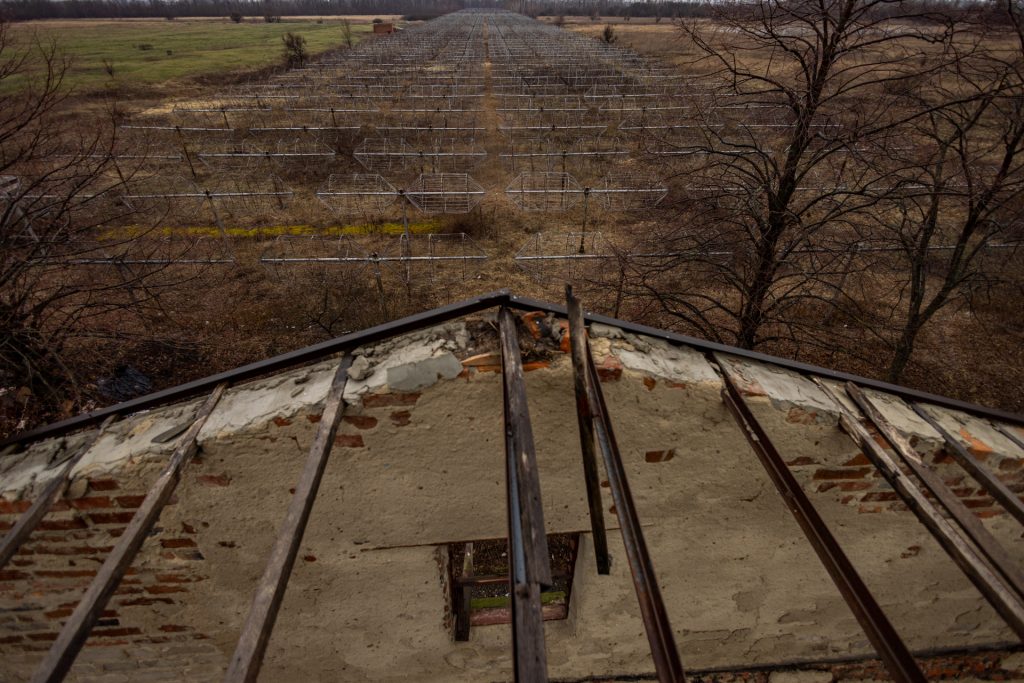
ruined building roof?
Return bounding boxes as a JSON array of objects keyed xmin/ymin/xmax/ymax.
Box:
[{"xmin": 1, "ymin": 290, "xmax": 1023, "ymax": 682}]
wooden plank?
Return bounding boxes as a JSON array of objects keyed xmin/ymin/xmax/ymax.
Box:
[
  {"xmin": 717, "ymin": 361, "xmax": 924, "ymax": 683},
  {"xmin": 31, "ymin": 383, "xmax": 227, "ymax": 683},
  {"xmin": 815, "ymin": 379, "xmax": 1024, "ymax": 639},
  {"xmin": 0, "ymin": 415, "xmax": 117, "ymax": 570},
  {"xmin": 588, "ymin": 343, "xmax": 685, "ymax": 683},
  {"xmin": 912, "ymin": 405, "xmax": 1024, "ymax": 527},
  {"xmin": 849, "ymin": 385, "xmax": 1024, "ymax": 602},
  {"xmin": 224, "ymin": 356, "xmax": 352, "ymax": 683},
  {"xmin": 498, "ymin": 306, "xmax": 550, "ymax": 683},
  {"xmin": 565, "ymin": 285, "xmax": 611, "ymax": 575},
  {"xmin": 498, "ymin": 306, "xmax": 553, "ymax": 587}
]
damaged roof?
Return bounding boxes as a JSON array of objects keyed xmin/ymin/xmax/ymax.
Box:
[{"xmin": 1, "ymin": 290, "xmax": 1023, "ymax": 682}]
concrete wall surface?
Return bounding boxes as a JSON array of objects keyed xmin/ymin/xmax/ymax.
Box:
[{"xmin": 1, "ymin": 311, "xmax": 1023, "ymax": 681}]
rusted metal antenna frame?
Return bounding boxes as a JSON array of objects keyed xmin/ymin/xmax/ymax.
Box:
[
  {"xmin": 847, "ymin": 384, "xmax": 1024, "ymax": 602},
  {"xmin": 0, "ymin": 415, "xmax": 117, "ymax": 570},
  {"xmin": 498, "ymin": 307, "xmax": 552, "ymax": 682},
  {"xmin": 224, "ymin": 355, "xmax": 353, "ymax": 683},
  {"xmin": 713, "ymin": 359, "xmax": 926, "ymax": 683},
  {"xmin": 565, "ymin": 285, "xmax": 611, "ymax": 575},
  {"xmin": 911, "ymin": 404, "xmax": 1024, "ymax": 526},
  {"xmin": 814, "ymin": 379, "xmax": 1024, "ymax": 639},
  {"xmin": 580, "ymin": 327, "xmax": 685, "ymax": 682},
  {"xmin": 32, "ymin": 383, "xmax": 228, "ymax": 683}
]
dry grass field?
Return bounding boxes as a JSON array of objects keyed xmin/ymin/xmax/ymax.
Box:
[{"xmin": 1, "ymin": 11, "xmax": 1021, "ymax": 435}]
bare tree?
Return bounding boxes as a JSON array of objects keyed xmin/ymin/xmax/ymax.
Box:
[
  {"xmin": 0, "ymin": 21, "xmax": 188, "ymax": 427},
  {"xmin": 631, "ymin": 0, "xmax": 959, "ymax": 353},
  {"xmin": 863, "ymin": 2, "xmax": 1024, "ymax": 381}
]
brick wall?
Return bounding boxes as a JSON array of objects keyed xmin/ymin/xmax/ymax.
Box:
[{"xmin": 0, "ymin": 469, "xmax": 223, "ymax": 682}]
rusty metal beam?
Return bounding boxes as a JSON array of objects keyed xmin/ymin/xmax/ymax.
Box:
[
  {"xmin": 32, "ymin": 383, "xmax": 227, "ymax": 683},
  {"xmin": 910, "ymin": 405, "xmax": 1024, "ymax": 527},
  {"xmin": 565, "ymin": 285, "xmax": 611, "ymax": 575},
  {"xmin": 714, "ymin": 360, "xmax": 925, "ymax": 682},
  {"xmin": 814, "ymin": 379, "xmax": 1024, "ymax": 640},
  {"xmin": 0, "ymin": 416, "xmax": 117, "ymax": 571},
  {"xmin": 224, "ymin": 356, "xmax": 352, "ymax": 683},
  {"xmin": 585, "ymin": 339, "xmax": 685, "ymax": 683},
  {"xmin": 848, "ymin": 385, "xmax": 1024, "ymax": 602},
  {"xmin": 498, "ymin": 306, "xmax": 550, "ymax": 682}
]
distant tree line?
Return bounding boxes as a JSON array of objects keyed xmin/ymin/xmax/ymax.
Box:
[{"xmin": 0, "ymin": 0, "xmax": 1018, "ymax": 23}]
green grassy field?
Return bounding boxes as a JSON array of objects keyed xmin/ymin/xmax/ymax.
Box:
[{"xmin": 8, "ymin": 18, "xmax": 369, "ymax": 93}]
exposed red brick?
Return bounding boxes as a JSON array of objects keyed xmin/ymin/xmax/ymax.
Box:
[
  {"xmin": 842, "ymin": 453, "xmax": 870, "ymax": 467},
  {"xmin": 0, "ymin": 635, "xmax": 23, "ymax": 644},
  {"xmin": 92, "ymin": 627, "xmax": 142, "ymax": 637},
  {"xmin": 522, "ymin": 360, "xmax": 550, "ymax": 372},
  {"xmin": 182, "ymin": 522, "xmax": 196, "ymax": 534},
  {"xmin": 197, "ymin": 474, "xmax": 232, "ymax": 487},
  {"xmin": 390, "ymin": 411, "xmax": 412, "ymax": 427},
  {"xmin": 343, "ymin": 415, "xmax": 378, "ymax": 429},
  {"xmin": 837, "ymin": 481, "xmax": 874, "ymax": 491},
  {"xmin": 119, "ymin": 597, "xmax": 174, "ymax": 606},
  {"xmin": 25, "ymin": 545, "xmax": 113, "ymax": 556},
  {"xmin": 307, "ymin": 414, "xmax": 322, "ymax": 423},
  {"xmin": 27, "ymin": 632, "xmax": 58, "ymax": 641},
  {"xmin": 813, "ymin": 467, "xmax": 872, "ymax": 480},
  {"xmin": 146, "ymin": 585, "xmax": 187, "ymax": 594},
  {"xmin": 858, "ymin": 504, "xmax": 883, "ymax": 513},
  {"xmin": 900, "ymin": 545, "xmax": 921, "ymax": 559},
  {"xmin": 89, "ymin": 511, "xmax": 136, "ymax": 525},
  {"xmin": 44, "ymin": 608, "xmax": 73, "ymax": 619},
  {"xmin": 785, "ymin": 457, "xmax": 814, "ymax": 466},
  {"xmin": 963, "ymin": 498, "xmax": 994, "ymax": 508},
  {"xmin": 362, "ymin": 392, "xmax": 420, "ymax": 408},
  {"xmin": 596, "ymin": 355, "xmax": 622, "ymax": 381},
  {"xmin": 69, "ymin": 497, "xmax": 113, "ymax": 510},
  {"xmin": 642, "ymin": 376, "xmax": 656, "ymax": 391},
  {"xmin": 155, "ymin": 573, "xmax": 204, "ymax": 583},
  {"xmin": 159, "ymin": 624, "xmax": 189, "ymax": 632},
  {"xmin": 0, "ymin": 500, "xmax": 32, "ymax": 514},
  {"xmin": 959, "ymin": 428, "xmax": 993, "ymax": 458},
  {"xmin": 644, "ymin": 449, "xmax": 676, "ymax": 463},
  {"xmin": 272, "ymin": 416, "xmax": 292, "ymax": 427},
  {"xmin": 38, "ymin": 518, "xmax": 88, "ymax": 531},
  {"xmin": 87, "ymin": 479, "xmax": 119, "ymax": 491},
  {"xmin": 862, "ymin": 491, "xmax": 900, "ymax": 502},
  {"xmin": 933, "ymin": 451, "xmax": 955, "ymax": 465},
  {"xmin": 334, "ymin": 434, "xmax": 365, "ymax": 448},
  {"xmin": 998, "ymin": 458, "xmax": 1023, "ymax": 472},
  {"xmin": 0, "ymin": 570, "xmax": 30, "ymax": 581},
  {"xmin": 161, "ymin": 538, "xmax": 197, "ymax": 549},
  {"xmin": 786, "ymin": 407, "xmax": 819, "ymax": 425},
  {"xmin": 35, "ymin": 569, "xmax": 97, "ymax": 578},
  {"xmin": 303, "ymin": 554, "xmax": 317, "ymax": 562},
  {"xmin": 115, "ymin": 495, "xmax": 146, "ymax": 508},
  {"xmin": 975, "ymin": 509, "xmax": 1003, "ymax": 519},
  {"xmin": 0, "ymin": 520, "xmax": 11, "ymax": 532}
]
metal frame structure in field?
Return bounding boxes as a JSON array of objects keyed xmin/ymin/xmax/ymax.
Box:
[{"xmin": 7, "ymin": 288, "xmax": 1024, "ymax": 683}]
